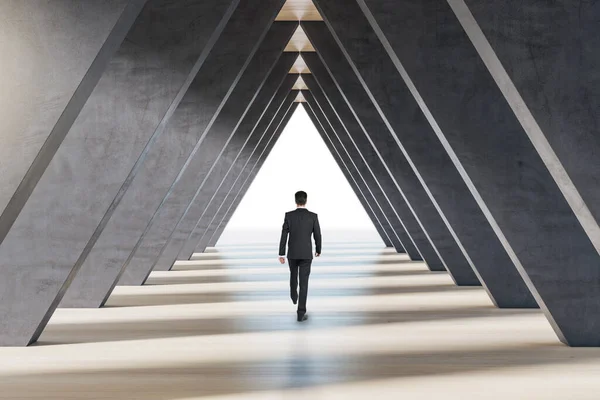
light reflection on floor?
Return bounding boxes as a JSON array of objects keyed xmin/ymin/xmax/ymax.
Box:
[{"xmin": 1, "ymin": 239, "xmax": 599, "ymax": 399}]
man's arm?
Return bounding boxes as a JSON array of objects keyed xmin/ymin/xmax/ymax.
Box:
[
  {"xmin": 279, "ymin": 213, "xmax": 289, "ymax": 258},
  {"xmin": 313, "ymin": 214, "xmax": 322, "ymax": 256}
]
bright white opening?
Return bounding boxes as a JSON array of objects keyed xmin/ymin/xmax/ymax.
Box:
[{"xmin": 219, "ymin": 105, "xmax": 381, "ymax": 245}]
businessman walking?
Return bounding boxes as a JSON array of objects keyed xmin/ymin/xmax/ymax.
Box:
[{"xmin": 279, "ymin": 191, "xmax": 322, "ymax": 321}]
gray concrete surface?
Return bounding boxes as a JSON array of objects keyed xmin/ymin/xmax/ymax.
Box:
[
  {"xmin": 62, "ymin": 1, "xmax": 289, "ymax": 309},
  {"xmin": 302, "ymin": 103, "xmax": 395, "ymax": 248},
  {"xmin": 303, "ymin": 20, "xmax": 478, "ymax": 286},
  {"xmin": 151, "ymin": 54, "xmax": 298, "ymax": 269},
  {"xmin": 353, "ymin": 0, "xmax": 600, "ymax": 345},
  {"xmin": 302, "ymin": 19, "xmax": 532, "ymax": 307},
  {"xmin": 0, "ymin": 0, "xmax": 236, "ymax": 346},
  {"xmin": 113, "ymin": 0, "xmax": 287, "ymax": 286},
  {"xmin": 177, "ymin": 79, "xmax": 305, "ymax": 260},
  {"xmin": 0, "ymin": 0, "xmax": 142, "ymax": 231},
  {"xmin": 304, "ymin": 91, "xmax": 427, "ymax": 262},
  {"xmin": 205, "ymin": 100, "xmax": 303, "ymax": 250},
  {"xmin": 457, "ymin": 0, "xmax": 600, "ymax": 255}
]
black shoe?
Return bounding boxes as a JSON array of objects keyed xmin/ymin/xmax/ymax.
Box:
[
  {"xmin": 297, "ymin": 314, "xmax": 308, "ymax": 322},
  {"xmin": 293, "ymin": 299, "xmax": 297, "ymax": 305}
]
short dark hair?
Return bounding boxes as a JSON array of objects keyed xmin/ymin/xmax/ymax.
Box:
[{"xmin": 295, "ymin": 191, "xmax": 307, "ymax": 206}]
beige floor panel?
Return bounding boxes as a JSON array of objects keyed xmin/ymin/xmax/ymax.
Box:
[{"xmin": 1, "ymin": 241, "xmax": 598, "ymax": 399}]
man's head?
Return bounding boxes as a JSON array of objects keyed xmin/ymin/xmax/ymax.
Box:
[{"xmin": 295, "ymin": 191, "xmax": 307, "ymax": 206}]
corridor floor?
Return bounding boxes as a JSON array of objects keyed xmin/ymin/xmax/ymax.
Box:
[{"xmin": 1, "ymin": 239, "xmax": 599, "ymax": 399}]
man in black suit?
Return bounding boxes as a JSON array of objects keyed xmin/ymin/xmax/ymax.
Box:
[{"xmin": 279, "ymin": 191, "xmax": 322, "ymax": 321}]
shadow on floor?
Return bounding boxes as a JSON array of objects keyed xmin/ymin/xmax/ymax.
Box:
[
  {"xmin": 105, "ymin": 283, "xmax": 468, "ymax": 308},
  {"xmin": 38, "ymin": 305, "xmax": 534, "ymax": 345},
  {"xmin": 191, "ymin": 249, "xmax": 399, "ymax": 260},
  {"xmin": 146, "ymin": 268, "xmax": 438, "ymax": 286},
  {"xmin": 10, "ymin": 341, "xmax": 600, "ymax": 399},
  {"xmin": 172, "ymin": 258, "xmax": 416, "ymax": 271}
]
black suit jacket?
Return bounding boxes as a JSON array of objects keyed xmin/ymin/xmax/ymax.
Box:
[{"xmin": 279, "ymin": 208, "xmax": 322, "ymax": 259}]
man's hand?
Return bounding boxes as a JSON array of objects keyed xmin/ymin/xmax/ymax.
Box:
[
  {"xmin": 278, "ymin": 256, "xmax": 286, "ymax": 264},
  {"xmin": 315, "ymin": 253, "xmax": 320, "ymax": 257}
]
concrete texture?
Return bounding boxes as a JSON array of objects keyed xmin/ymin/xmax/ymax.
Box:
[
  {"xmin": 0, "ymin": 0, "xmax": 143, "ymax": 234},
  {"xmin": 199, "ymin": 99, "xmax": 299, "ymax": 252},
  {"xmin": 303, "ymin": 91, "xmax": 419, "ymax": 260},
  {"xmin": 112, "ymin": 0, "xmax": 287, "ymax": 286},
  {"xmin": 352, "ymin": 0, "xmax": 600, "ymax": 345},
  {"xmin": 0, "ymin": 0, "xmax": 595, "ymax": 351},
  {"xmin": 303, "ymin": 104, "xmax": 395, "ymax": 248},
  {"xmin": 148, "ymin": 84, "xmax": 297, "ymax": 273},
  {"xmin": 62, "ymin": 2, "xmax": 287, "ymax": 309},
  {"xmin": 304, "ymin": 83, "xmax": 454, "ymax": 273},
  {"xmin": 205, "ymin": 104, "xmax": 312, "ymax": 248},
  {"xmin": 457, "ymin": 0, "xmax": 600, "ymax": 255},
  {"xmin": 0, "ymin": 0, "xmax": 240, "ymax": 346},
  {"xmin": 178, "ymin": 80, "xmax": 302, "ymax": 260},
  {"xmin": 303, "ymin": 23, "xmax": 478, "ymax": 286},
  {"xmin": 302, "ymin": 19, "xmax": 533, "ymax": 307},
  {"xmin": 4, "ymin": 241, "xmax": 595, "ymax": 399},
  {"xmin": 152, "ymin": 54, "xmax": 298, "ymax": 269},
  {"xmin": 305, "ymin": 63, "xmax": 476, "ymax": 284}
]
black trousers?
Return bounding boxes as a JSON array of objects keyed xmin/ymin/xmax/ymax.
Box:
[{"xmin": 289, "ymin": 259, "xmax": 312, "ymax": 314}]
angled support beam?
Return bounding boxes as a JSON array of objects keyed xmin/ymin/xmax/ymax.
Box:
[
  {"xmin": 178, "ymin": 84, "xmax": 303, "ymax": 259},
  {"xmin": 192, "ymin": 95, "xmax": 305, "ymax": 255},
  {"xmin": 302, "ymin": 20, "xmax": 532, "ymax": 306},
  {"xmin": 305, "ymin": 84, "xmax": 451, "ymax": 270},
  {"xmin": 454, "ymin": 0, "xmax": 600, "ymax": 254},
  {"xmin": 304, "ymin": 21, "xmax": 478, "ymax": 284},
  {"xmin": 157, "ymin": 69, "xmax": 300, "ymax": 268},
  {"xmin": 60, "ymin": 1, "xmax": 286, "ymax": 308},
  {"xmin": 354, "ymin": 0, "xmax": 600, "ymax": 344},
  {"xmin": 113, "ymin": 20, "xmax": 293, "ymax": 286},
  {"xmin": 303, "ymin": 103, "xmax": 394, "ymax": 248},
  {"xmin": 58, "ymin": 0, "xmax": 241, "ymax": 309},
  {"xmin": 304, "ymin": 54, "xmax": 475, "ymax": 284},
  {"xmin": 0, "ymin": 0, "xmax": 240, "ymax": 346},
  {"xmin": 304, "ymin": 89, "xmax": 423, "ymax": 260},
  {"xmin": 205, "ymin": 99, "xmax": 302, "ymax": 250},
  {"xmin": 0, "ymin": 0, "xmax": 144, "ymax": 227}
]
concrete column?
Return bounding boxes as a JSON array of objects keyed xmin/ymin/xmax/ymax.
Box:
[
  {"xmin": 303, "ymin": 20, "xmax": 532, "ymax": 306},
  {"xmin": 113, "ymin": 30, "xmax": 293, "ymax": 286},
  {"xmin": 60, "ymin": 18, "xmax": 292, "ymax": 309},
  {"xmin": 304, "ymin": 61, "xmax": 476, "ymax": 285},
  {"xmin": 147, "ymin": 82, "xmax": 295, "ymax": 271},
  {"xmin": 305, "ymin": 87, "xmax": 449, "ymax": 269},
  {"xmin": 304, "ymin": 90, "xmax": 429, "ymax": 262},
  {"xmin": 206, "ymin": 100, "xmax": 302, "ymax": 249},
  {"xmin": 0, "ymin": 0, "xmax": 242, "ymax": 346},
  {"xmin": 153, "ymin": 68, "xmax": 299, "ymax": 269},
  {"xmin": 303, "ymin": 103, "xmax": 394, "ymax": 248},
  {"xmin": 304, "ymin": 90, "xmax": 411, "ymax": 257},
  {"xmin": 456, "ymin": 0, "xmax": 600, "ymax": 255},
  {"xmin": 193, "ymin": 96, "xmax": 306, "ymax": 255},
  {"xmin": 179, "ymin": 84, "xmax": 305, "ymax": 260},
  {"xmin": 0, "ymin": 0, "xmax": 144, "ymax": 228},
  {"xmin": 353, "ymin": 0, "xmax": 600, "ymax": 345}
]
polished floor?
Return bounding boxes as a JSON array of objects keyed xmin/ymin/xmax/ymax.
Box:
[{"xmin": 1, "ymin": 237, "xmax": 600, "ymax": 399}]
